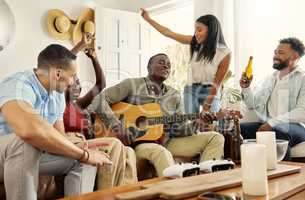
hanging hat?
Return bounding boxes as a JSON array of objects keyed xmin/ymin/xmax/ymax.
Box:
[
  {"xmin": 46, "ymin": 9, "xmax": 72, "ymax": 40},
  {"xmin": 72, "ymin": 8, "xmax": 95, "ymax": 45}
]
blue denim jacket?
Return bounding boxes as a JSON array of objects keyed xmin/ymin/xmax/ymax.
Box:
[{"xmin": 241, "ymin": 66, "xmax": 305, "ymax": 127}]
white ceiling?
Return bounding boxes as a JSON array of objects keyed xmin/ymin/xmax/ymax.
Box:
[{"xmin": 93, "ymin": 0, "xmax": 172, "ymax": 12}]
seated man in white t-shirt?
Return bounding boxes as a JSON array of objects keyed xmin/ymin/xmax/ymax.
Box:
[{"xmin": 240, "ymin": 37, "xmax": 305, "ymax": 160}]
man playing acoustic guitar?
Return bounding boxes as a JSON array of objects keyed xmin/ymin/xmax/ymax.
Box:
[{"xmin": 87, "ymin": 53, "xmax": 225, "ymax": 177}]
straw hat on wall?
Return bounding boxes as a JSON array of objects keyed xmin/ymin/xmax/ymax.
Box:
[
  {"xmin": 72, "ymin": 8, "xmax": 95, "ymax": 45},
  {"xmin": 46, "ymin": 9, "xmax": 73, "ymax": 40}
]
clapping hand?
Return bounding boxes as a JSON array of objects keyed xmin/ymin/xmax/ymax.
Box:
[
  {"xmin": 84, "ymin": 48, "xmax": 97, "ymax": 60},
  {"xmin": 79, "ymin": 32, "xmax": 94, "ymax": 50}
]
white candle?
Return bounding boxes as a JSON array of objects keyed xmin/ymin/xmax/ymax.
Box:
[
  {"xmin": 241, "ymin": 143, "xmax": 268, "ymax": 196},
  {"xmin": 256, "ymin": 131, "xmax": 277, "ymax": 170}
]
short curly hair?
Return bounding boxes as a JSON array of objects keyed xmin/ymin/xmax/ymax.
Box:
[{"xmin": 280, "ymin": 37, "xmax": 305, "ymax": 57}]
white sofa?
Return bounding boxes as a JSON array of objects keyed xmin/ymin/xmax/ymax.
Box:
[{"xmin": 226, "ymin": 101, "xmax": 305, "ymax": 160}]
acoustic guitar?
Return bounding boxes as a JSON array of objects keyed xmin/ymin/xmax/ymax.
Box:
[{"xmin": 94, "ymin": 102, "xmax": 242, "ymax": 144}]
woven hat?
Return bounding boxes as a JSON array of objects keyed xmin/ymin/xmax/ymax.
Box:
[
  {"xmin": 72, "ymin": 8, "xmax": 95, "ymax": 45},
  {"xmin": 46, "ymin": 9, "xmax": 72, "ymax": 40}
]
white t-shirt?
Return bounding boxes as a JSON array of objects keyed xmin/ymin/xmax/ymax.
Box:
[
  {"xmin": 187, "ymin": 45, "xmax": 231, "ymax": 85},
  {"xmin": 267, "ymin": 74, "xmax": 290, "ymax": 119}
]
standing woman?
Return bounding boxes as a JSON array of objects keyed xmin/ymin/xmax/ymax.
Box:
[{"xmin": 141, "ymin": 9, "xmax": 231, "ymax": 113}]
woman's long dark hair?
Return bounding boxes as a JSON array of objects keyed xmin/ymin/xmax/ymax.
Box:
[{"xmin": 190, "ymin": 14, "xmax": 227, "ymax": 63}]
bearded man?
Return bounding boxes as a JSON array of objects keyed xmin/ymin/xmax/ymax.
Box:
[{"xmin": 239, "ymin": 37, "xmax": 305, "ymax": 160}]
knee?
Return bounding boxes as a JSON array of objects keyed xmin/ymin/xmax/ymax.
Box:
[
  {"xmin": 141, "ymin": 144, "xmax": 172, "ymax": 160},
  {"xmin": 273, "ymin": 123, "xmax": 290, "ymax": 134},
  {"xmin": 201, "ymin": 132, "xmax": 224, "ymax": 149},
  {"xmin": 125, "ymin": 146, "xmax": 135, "ymax": 154},
  {"xmin": 110, "ymin": 137, "xmax": 123, "ymax": 147},
  {"xmin": 101, "ymin": 137, "xmax": 123, "ymax": 149},
  {"xmin": 17, "ymin": 140, "xmax": 42, "ymax": 163},
  {"xmin": 151, "ymin": 146, "xmax": 173, "ymax": 163},
  {"xmin": 99, "ymin": 137, "xmax": 122, "ymax": 145},
  {"xmin": 210, "ymin": 132, "xmax": 225, "ymax": 146},
  {"xmin": 155, "ymin": 145, "xmax": 170, "ymax": 154},
  {"xmin": 125, "ymin": 146, "xmax": 136, "ymax": 159},
  {"xmin": 146, "ymin": 144, "xmax": 169, "ymax": 154},
  {"xmin": 7, "ymin": 135, "xmax": 42, "ymax": 158},
  {"xmin": 104, "ymin": 137, "xmax": 124, "ymax": 156}
]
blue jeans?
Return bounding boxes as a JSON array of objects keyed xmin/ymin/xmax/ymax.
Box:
[
  {"xmin": 240, "ymin": 122, "xmax": 305, "ymax": 160},
  {"xmin": 183, "ymin": 84, "xmax": 221, "ymax": 114}
]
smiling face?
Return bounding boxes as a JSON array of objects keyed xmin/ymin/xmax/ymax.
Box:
[
  {"xmin": 148, "ymin": 54, "xmax": 171, "ymax": 82},
  {"xmin": 66, "ymin": 76, "xmax": 82, "ymax": 102},
  {"xmin": 272, "ymin": 43, "xmax": 296, "ymax": 70},
  {"xmin": 194, "ymin": 22, "xmax": 208, "ymax": 44}
]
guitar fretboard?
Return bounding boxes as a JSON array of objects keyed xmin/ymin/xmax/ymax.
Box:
[
  {"xmin": 146, "ymin": 110, "xmax": 240, "ymax": 125},
  {"xmin": 147, "ymin": 113, "xmax": 202, "ymax": 125}
]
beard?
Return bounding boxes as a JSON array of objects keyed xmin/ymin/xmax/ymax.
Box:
[{"xmin": 272, "ymin": 59, "xmax": 289, "ymax": 70}]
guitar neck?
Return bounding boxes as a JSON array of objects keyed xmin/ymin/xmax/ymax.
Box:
[
  {"xmin": 148, "ymin": 113, "xmax": 201, "ymax": 125},
  {"xmin": 147, "ymin": 111, "xmax": 239, "ymax": 126}
]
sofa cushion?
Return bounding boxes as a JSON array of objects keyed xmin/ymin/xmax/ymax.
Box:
[{"xmin": 291, "ymin": 142, "xmax": 305, "ymax": 158}]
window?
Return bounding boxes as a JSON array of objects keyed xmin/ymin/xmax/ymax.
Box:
[{"xmin": 149, "ymin": 1, "xmax": 194, "ymax": 92}]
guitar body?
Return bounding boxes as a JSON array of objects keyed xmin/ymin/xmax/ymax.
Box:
[
  {"xmin": 93, "ymin": 102, "xmax": 242, "ymax": 144},
  {"xmin": 111, "ymin": 102, "xmax": 164, "ymax": 142}
]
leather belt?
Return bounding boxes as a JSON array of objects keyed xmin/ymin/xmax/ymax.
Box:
[{"xmin": 192, "ymin": 83, "xmax": 213, "ymax": 88}]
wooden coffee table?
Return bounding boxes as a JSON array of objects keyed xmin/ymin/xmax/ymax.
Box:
[{"xmin": 59, "ymin": 162, "xmax": 305, "ymax": 200}]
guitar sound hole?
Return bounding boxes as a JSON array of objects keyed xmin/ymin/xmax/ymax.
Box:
[{"xmin": 135, "ymin": 116, "xmax": 148, "ymax": 129}]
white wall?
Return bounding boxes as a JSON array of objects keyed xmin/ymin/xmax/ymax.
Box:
[
  {"xmin": 0, "ymin": 0, "xmax": 171, "ymax": 81},
  {"xmin": 0, "ymin": 0, "xmax": 95, "ymax": 80}
]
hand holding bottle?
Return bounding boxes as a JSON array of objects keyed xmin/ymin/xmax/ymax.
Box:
[
  {"xmin": 240, "ymin": 56, "xmax": 253, "ymax": 88},
  {"xmin": 245, "ymin": 56, "xmax": 253, "ymax": 79},
  {"xmin": 240, "ymin": 73, "xmax": 253, "ymax": 88}
]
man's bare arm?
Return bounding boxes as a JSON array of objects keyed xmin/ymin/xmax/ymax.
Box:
[
  {"xmin": 1, "ymin": 100, "xmax": 84, "ymax": 160},
  {"xmin": 53, "ymin": 120, "xmax": 66, "ymax": 134}
]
